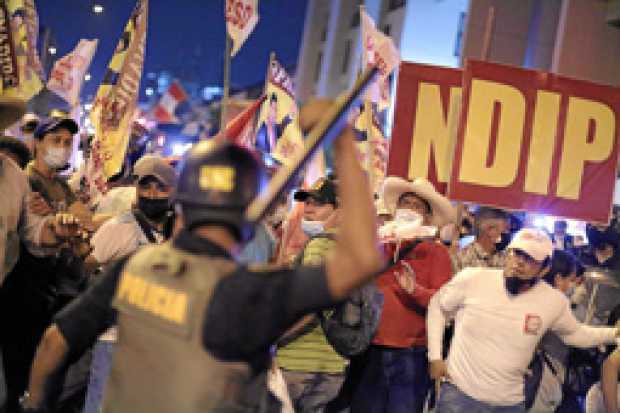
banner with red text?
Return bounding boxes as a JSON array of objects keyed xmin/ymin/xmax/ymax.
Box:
[
  {"xmin": 387, "ymin": 62, "xmax": 462, "ymax": 194},
  {"xmin": 448, "ymin": 60, "xmax": 620, "ymax": 223},
  {"xmin": 226, "ymin": 0, "xmax": 258, "ymax": 57}
]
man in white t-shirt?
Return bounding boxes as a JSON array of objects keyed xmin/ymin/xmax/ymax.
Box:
[{"xmin": 427, "ymin": 228, "xmax": 620, "ymax": 413}]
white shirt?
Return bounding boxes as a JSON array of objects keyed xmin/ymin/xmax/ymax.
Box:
[
  {"xmin": 427, "ymin": 267, "xmax": 617, "ymax": 406},
  {"xmin": 94, "ymin": 186, "xmax": 136, "ymax": 216},
  {"xmin": 90, "ymin": 210, "xmax": 164, "ymax": 342},
  {"xmin": 90, "ymin": 210, "xmax": 163, "ymax": 265}
]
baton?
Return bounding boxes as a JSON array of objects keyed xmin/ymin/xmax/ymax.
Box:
[{"xmin": 244, "ymin": 66, "xmax": 379, "ymax": 224}]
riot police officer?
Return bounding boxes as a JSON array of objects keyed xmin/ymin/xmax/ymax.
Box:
[{"xmin": 21, "ymin": 100, "xmax": 383, "ymax": 412}]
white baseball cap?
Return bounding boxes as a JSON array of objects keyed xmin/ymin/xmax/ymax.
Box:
[{"xmin": 507, "ymin": 228, "xmax": 553, "ymax": 262}]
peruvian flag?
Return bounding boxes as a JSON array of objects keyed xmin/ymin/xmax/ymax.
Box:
[
  {"xmin": 153, "ymin": 81, "xmax": 188, "ymax": 123},
  {"xmin": 223, "ymin": 95, "xmax": 266, "ymax": 149}
]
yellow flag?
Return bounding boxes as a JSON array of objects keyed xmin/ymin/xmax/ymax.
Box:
[
  {"xmin": 255, "ymin": 58, "xmax": 304, "ymax": 165},
  {"xmin": 0, "ymin": 0, "xmax": 43, "ymax": 100},
  {"xmin": 89, "ymin": 0, "xmax": 148, "ymax": 181}
]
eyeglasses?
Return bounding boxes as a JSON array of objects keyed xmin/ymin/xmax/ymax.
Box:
[{"xmin": 509, "ymin": 248, "xmax": 540, "ymax": 266}]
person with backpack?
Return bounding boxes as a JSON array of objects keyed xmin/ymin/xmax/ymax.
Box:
[
  {"xmin": 349, "ymin": 177, "xmax": 455, "ymax": 413},
  {"xmin": 276, "ymin": 176, "xmax": 349, "ymax": 411}
]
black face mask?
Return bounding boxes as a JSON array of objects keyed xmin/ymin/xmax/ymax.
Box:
[
  {"xmin": 138, "ymin": 196, "xmax": 170, "ymax": 221},
  {"xmin": 504, "ymin": 276, "xmax": 538, "ymax": 295},
  {"xmin": 495, "ymin": 232, "xmax": 512, "ymax": 251}
]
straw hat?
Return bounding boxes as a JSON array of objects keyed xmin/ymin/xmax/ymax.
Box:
[{"xmin": 382, "ymin": 176, "xmax": 456, "ymax": 227}]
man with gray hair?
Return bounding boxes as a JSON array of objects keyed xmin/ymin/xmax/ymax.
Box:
[{"xmin": 455, "ymin": 207, "xmax": 510, "ymax": 272}]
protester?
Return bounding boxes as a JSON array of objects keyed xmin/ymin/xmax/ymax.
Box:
[
  {"xmin": 350, "ymin": 176, "xmax": 454, "ymax": 413},
  {"xmin": 82, "ymin": 154, "xmax": 177, "ymax": 413},
  {"xmin": 428, "ymin": 228, "xmax": 620, "ymax": 413},
  {"xmin": 454, "ymin": 206, "xmax": 509, "ymax": 272},
  {"xmin": 531, "ymin": 249, "xmax": 580, "ymax": 412},
  {"xmin": 20, "ymin": 99, "xmax": 384, "ymax": 412},
  {"xmin": 276, "ymin": 176, "xmax": 348, "ymax": 411},
  {"xmin": 552, "ymin": 220, "xmax": 575, "ymax": 252},
  {"xmin": 0, "ymin": 97, "xmax": 81, "ymax": 412}
]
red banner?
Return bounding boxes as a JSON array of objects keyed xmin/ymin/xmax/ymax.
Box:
[
  {"xmin": 387, "ymin": 62, "xmax": 462, "ymax": 194},
  {"xmin": 448, "ymin": 60, "xmax": 620, "ymax": 223}
]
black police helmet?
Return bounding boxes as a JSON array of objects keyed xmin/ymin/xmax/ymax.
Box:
[{"xmin": 173, "ymin": 141, "xmax": 267, "ymax": 243}]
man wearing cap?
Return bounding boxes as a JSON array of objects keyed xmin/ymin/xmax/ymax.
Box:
[
  {"xmin": 21, "ymin": 99, "xmax": 384, "ymax": 412},
  {"xmin": 27, "ymin": 117, "xmax": 79, "ymax": 212},
  {"xmin": 80, "ymin": 155, "xmax": 177, "ymax": 413},
  {"xmin": 350, "ymin": 177, "xmax": 454, "ymax": 413},
  {"xmin": 0, "ymin": 98, "xmax": 81, "ymax": 411},
  {"xmin": 276, "ymin": 176, "xmax": 347, "ymax": 411},
  {"xmin": 428, "ymin": 228, "xmax": 620, "ymax": 413}
]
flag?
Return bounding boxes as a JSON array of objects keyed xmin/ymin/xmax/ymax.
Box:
[
  {"xmin": 352, "ymin": 101, "xmax": 389, "ymax": 191},
  {"xmin": 152, "ymin": 80, "xmax": 187, "ymax": 124},
  {"xmin": 223, "ymin": 95, "xmax": 265, "ymax": 148},
  {"xmin": 87, "ymin": 0, "xmax": 148, "ymax": 201},
  {"xmin": 0, "ymin": 0, "xmax": 43, "ymax": 100},
  {"xmin": 47, "ymin": 39, "xmax": 98, "ymax": 106},
  {"xmin": 255, "ymin": 58, "xmax": 304, "ymax": 165},
  {"xmin": 360, "ymin": 8, "xmax": 400, "ymax": 111},
  {"xmin": 225, "ymin": 0, "xmax": 259, "ymax": 57}
]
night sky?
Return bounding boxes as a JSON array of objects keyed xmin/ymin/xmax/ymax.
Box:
[{"xmin": 37, "ymin": 0, "xmax": 308, "ymax": 102}]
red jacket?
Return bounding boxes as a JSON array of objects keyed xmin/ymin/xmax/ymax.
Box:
[{"xmin": 372, "ymin": 240, "xmax": 452, "ymax": 348}]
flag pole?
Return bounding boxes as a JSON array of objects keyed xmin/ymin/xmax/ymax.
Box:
[{"xmin": 221, "ymin": 33, "xmax": 232, "ymax": 133}]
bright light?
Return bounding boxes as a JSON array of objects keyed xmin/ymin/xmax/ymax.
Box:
[
  {"xmin": 84, "ymin": 73, "xmax": 91, "ymax": 81},
  {"xmin": 145, "ymin": 87, "xmax": 154, "ymax": 97},
  {"xmin": 171, "ymin": 142, "xmax": 193, "ymax": 156},
  {"xmin": 48, "ymin": 46, "xmax": 57, "ymax": 55},
  {"xmin": 93, "ymin": 4, "xmax": 104, "ymax": 13},
  {"xmin": 84, "ymin": 103, "xmax": 93, "ymax": 111},
  {"xmin": 156, "ymin": 135, "xmax": 165, "ymax": 146}
]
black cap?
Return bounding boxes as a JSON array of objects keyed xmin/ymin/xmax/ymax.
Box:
[
  {"xmin": 294, "ymin": 177, "xmax": 337, "ymax": 206},
  {"xmin": 34, "ymin": 118, "xmax": 79, "ymax": 140}
]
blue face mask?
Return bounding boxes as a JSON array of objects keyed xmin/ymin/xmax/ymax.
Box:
[{"xmin": 301, "ymin": 219, "xmax": 325, "ymax": 237}]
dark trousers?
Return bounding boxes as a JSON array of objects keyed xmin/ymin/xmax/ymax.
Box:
[{"xmin": 350, "ymin": 345, "xmax": 431, "ymax": 413}]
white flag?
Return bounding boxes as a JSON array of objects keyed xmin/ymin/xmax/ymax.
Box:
[
  {"xmin": 47, "ymin": 39, "xmax": 98, "ymax": 106},
  {"xmin": 226, "ymin": 0, "xmax": 259, "ymax": 57},
  {"xmin": 360, "ymin": 9, "xmax": 400, "ymax": 111}
]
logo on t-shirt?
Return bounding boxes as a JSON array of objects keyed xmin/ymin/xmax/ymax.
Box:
[{"xmin": 523, "ymin": 314, "xmax": 542, "ymax": 335}]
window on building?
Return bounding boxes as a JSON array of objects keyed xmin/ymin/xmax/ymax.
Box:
[
  {"xmin": 383, "ymin": 24, "xmax": 391, "ymax": 36},
  {"xmin": 388, "ymin": 0, "xmax": 406, "ymax": 11},
  {"xmin": 314, "ymin": 52, "xmax": 323, "ymax": 83},
  {"xmin": 342, "ymin": 39, "xmax": 351, "ymax": 75}
]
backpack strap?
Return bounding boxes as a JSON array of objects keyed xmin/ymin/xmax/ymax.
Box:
[{"xmin": 132, "ymin": 209, "xmax": 159, "ymax": 243}]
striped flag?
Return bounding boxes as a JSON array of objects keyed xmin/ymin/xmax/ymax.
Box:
[
  {"xmin": 223, "ymin": 95, "xmax": 266, "ymax": 149},
  {"xmin": 87, "ymin": 0, "xmax": 148, "ymax": 201},
  {"xmin": 153, "ymin": 80, "xmax": 187, "ymax": 124}
]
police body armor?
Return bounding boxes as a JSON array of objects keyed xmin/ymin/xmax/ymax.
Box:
[{"xmin": 103, "ymin": 242, "xmax": 254, "ymax": 413}]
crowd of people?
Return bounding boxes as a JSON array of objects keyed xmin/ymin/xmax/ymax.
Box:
[{"xmin": 2, "ymin": 96, "xmax": 620, "ymax": 413}]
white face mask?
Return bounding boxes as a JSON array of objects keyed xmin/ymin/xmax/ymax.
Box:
[
  {"xmin": 394, "ymin": 209, "xmax": 423, "ymax": 224},
  {"xmin": 301, "ymin": 218, "xmax": 325, "ymax": 237},
  {"xmin": 44, "ymin": 147, "xmax": 71, "ymax": 169}
]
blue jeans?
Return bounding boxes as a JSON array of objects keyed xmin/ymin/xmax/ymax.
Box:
[
  {"xmin": 437, "ymin": 382, "xmax": 525, "ymax": 413},
  {"xmin": 350, "ymin": 345, "xmax": 431, "ymax": 413},
  {"xmin": 283, "ymin": 370, "xmax": 344, "ymax": 412},
  {"xmin": 83, "ymin": 341, "xmax": 115, "ymax": 413}
]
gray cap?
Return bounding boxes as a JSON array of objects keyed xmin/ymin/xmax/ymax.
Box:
[{"xmin": 133, "ymin": 155, "xmax": 178, "ymax": 187}]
